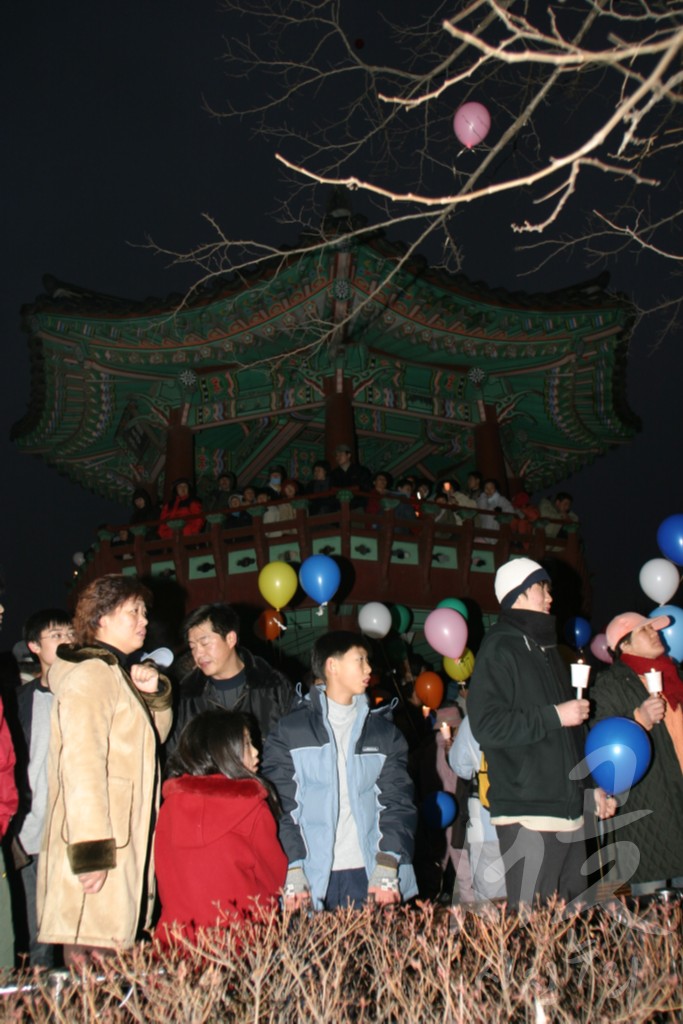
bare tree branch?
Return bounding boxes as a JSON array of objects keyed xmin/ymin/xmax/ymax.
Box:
[{"xmin": 151, "ymin": 0, "xmax": 683, "ymax": 338}]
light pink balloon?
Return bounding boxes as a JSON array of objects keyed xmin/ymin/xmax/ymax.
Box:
[
  {"xmin": 424, "ymin": 607, "xmax": 468, "ymax": 660},
  {"xmin": 453, "ymin": 101, "xmax": 491, "ymax": 149},
  {"xmin": 590, "ymin": 632, "xmax": 613, "ymax": 664}
]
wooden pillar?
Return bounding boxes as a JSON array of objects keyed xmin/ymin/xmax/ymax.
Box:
[
  {"xmin": 474, "ymin": 403, "xmax": 509, "ymax": 497},
  {"xmin": 164, "ymin": 408, "xmax": 194, "ymax": 501},
  {"xmin": 324, "ymin": 371, "xmax": 356, "ymax": 464},
  {"xmin": 506, "ymin": 474, "xmax": 525, "ymax": 497}
]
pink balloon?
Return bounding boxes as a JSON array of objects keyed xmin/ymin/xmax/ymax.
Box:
[
  {"xmin": 424, "ymin": 608, "xmax": 468, "ymax": 660},
  {"xmin": 453, "ymin": 101, "xmax": 491, "ymax": 149},
  {"xmin": 590, "ymin": 632, "xmax": 613, "ymax": 664}
]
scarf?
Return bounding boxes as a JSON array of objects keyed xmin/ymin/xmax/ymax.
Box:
[
  {"xmin": 499, "ymin": 608, "xmax": 558, "ymax": 649},
  {"xmin": 621, "ymin": 652, "xmax": 683, "ymax": 711}
]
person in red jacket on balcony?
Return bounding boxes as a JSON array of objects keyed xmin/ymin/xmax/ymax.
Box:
[{"xmin": 158, "ymin": 478, "xmax": 205, "ymax": 538}]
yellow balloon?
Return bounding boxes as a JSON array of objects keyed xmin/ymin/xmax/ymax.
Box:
[
  {"xmin": 258, "ymin": 561, "xmax": 298, "ymax": 610},
  {"xmin": 443, "ymin": 648, "xmax": 475, "ymax": 682}
]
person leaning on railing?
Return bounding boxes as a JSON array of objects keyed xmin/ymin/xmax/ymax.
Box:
[{"xmin": 158, "ymin": 478, "xmax": 205, "ymax": 538}]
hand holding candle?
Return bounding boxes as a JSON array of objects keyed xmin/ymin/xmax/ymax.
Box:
[
  {"xmin": 643, "ymin": 670, "xmax": 665, "ymax": 727},
  {"xmin": 571, "ymin": 662, "xmax": 591, "ymax": 700},
  {"xmin": 645, "ymin": 669, "xmax": 663, "ymax": 694}
]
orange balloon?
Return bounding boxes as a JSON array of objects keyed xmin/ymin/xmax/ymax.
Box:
[
  {"xmin": 414, "ymin": 671, "xmax": 444, "ymax": 711},
  {"xmin": 257, "ymin": 608, "xmax": 285, "ymax": 641}
]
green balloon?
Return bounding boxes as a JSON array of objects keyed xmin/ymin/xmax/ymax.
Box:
[
  {"xmin": 391, "ymin": 604, "xmax": 413, "ymax": 633},
  {"xmin": 437, "ymin": 597, "xmax": 469, "ymax": 621}
]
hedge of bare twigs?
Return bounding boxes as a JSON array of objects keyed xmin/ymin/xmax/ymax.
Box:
[{"xmin": 3, "ymin": 901, "xmax": 682, "ymax": 1023}]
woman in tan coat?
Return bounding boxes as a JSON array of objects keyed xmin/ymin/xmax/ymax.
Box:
[{"xmin": 37, "ymin": 575, "xmax": 173, "ymax": 963}]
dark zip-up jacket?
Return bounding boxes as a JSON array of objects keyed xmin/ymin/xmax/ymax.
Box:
[
  {"xmin": 591, "ymin": 660, "xmax": 683, "ymax": 884},
  {"xmin": 168, "ymin": 646, "xmax": 293, "ymax": 752},
  {"xmin": 467, "ymin": 613, "xmax": 584, "ymax": 821}
]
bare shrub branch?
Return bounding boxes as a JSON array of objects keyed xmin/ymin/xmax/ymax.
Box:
[{"xmin": 3, "ymin": 902, "xmax": 681, "ymax": 1022}]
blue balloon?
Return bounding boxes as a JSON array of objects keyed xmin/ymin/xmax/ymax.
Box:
[
  {"xmin": 421, "ymin": 791, "xmax": 458, "ymax": 829},
  {"xmin": 657, "ymin": 513, "xmax": 683, "ymax": 566},
  {"xmin": 298, "ymin": 554, "xmax": 341, "ymax": 606},
  {"xmin": 565, "ymin": 616, "xmax": 592, "ymax": 649},
  {"xmin": 585, "ymin": 717, "xmax": 651, "ymax": 795},
  {"xmin": 649, "ymin": 604, "xmax": 683, "ymax": 662}
]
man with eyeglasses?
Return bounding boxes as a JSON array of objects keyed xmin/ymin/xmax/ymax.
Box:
[
  {"xmin": 467, "ymin": 558, "xmax": 616, "ymax": 907},
  {"xmin": 13, "ymin": 609, "xmax": 74, "ymax": 966},
  {"xmin": 591, "ymin": 611, "xmax": 683, "ymax": 896}
]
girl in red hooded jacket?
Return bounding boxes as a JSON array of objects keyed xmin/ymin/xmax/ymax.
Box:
[{"xmin": 154, "ymin": 709, "xmax": 286, "ymax": 944}]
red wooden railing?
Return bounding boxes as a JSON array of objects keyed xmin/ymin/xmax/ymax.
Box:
[{"xmin": 71, "ymin": 492, "xmax": 590, "ymax": 619}]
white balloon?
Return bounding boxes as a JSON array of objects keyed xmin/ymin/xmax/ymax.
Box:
[
  {"xmin": 639, "ymin": 558, "xmax": 680, "ymax": 605},
  {"xmin": 358, "ymin": 601, "xmax": 392, "ymax": 639},
  {"xmin": 142, "ymin": 647, "xmax": 174, "ymax": 668}
]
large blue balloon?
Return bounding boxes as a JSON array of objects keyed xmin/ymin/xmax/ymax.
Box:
[
  {"xmin": 657, "ymin": 514, "xmax": 683, "ymax": 566},
  {"xmin": 585, "ymin": 717, "xmax": 651, "ymax": 795},
  {"xmin": 421, "ymin": 791, "xmax": 458, "ymax": 829},
  {"xmin": 565, "ymin": 616, "xmax": 592, "ymax": 649},
  {"xmin": 298, "ymin": 554, "xmax": 341, "ymax": 606},
  {"xmin": 649, "ymin": 604, "xmax": 683, "ymax": 662}
]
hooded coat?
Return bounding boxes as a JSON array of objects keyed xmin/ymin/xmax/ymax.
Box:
[
  {"xmin": 37, "ymin": 646, "xmax": 173, "ymax": 948},
  {"xmin": 0, "ymin": 697, "xmax": 17, "ymax": 841},
  {"xmin": 154, "ymin": 774, "xmax": 286, "ymax": 942}
]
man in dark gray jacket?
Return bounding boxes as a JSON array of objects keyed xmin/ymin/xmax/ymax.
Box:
[{"xmin": 170, "ymin": 603, "xmax": 293, "ymax": 751}]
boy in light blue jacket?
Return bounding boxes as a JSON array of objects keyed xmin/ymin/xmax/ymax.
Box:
[{"xmin": 263, "ymin": 631, "xmax": 417, "ymax": 911}]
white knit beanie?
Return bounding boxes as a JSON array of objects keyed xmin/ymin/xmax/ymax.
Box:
[{"xmin": 494, "ymin": 558, "xmax": 550, "ymax": 609}]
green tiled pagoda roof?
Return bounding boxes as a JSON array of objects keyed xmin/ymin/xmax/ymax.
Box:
[{"xmin": 12, "ymin": 238, "xmax": 639, "ymax": 501}]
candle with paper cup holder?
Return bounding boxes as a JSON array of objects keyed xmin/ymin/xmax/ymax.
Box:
[
  {"xmin": 570, "ymin": 662, "xmax": 591, "ymax": 700},
  {"xmin": 645, "ymin": 669, "xmax": 663, "ymax": 695}
]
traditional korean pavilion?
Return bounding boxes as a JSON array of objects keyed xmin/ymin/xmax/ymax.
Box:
[{"xmin": 13, "ymin": 215, "xmax": 639, "ymax": 654}]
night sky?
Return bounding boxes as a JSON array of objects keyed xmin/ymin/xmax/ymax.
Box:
[{"xmin": 3, "ymin": 2, "xmax": 682, "ymax": 647}]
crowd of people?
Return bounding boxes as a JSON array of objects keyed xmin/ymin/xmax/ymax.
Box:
[
  {"xmin": 109, "ymin": 447, "xmax": 581, "ymax": 547},
  {"xmin": 1, "ymin": 509, "xmax": 681, "ymax": 972}
]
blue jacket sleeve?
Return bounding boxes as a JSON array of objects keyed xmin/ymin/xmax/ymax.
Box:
[
  {"xmin": 373, "ymin": 724, "xmax": 417, "ymax": 863},
  {"xmin": 261, "ymin": 722, "xmax": 307, "ymax": 865}
]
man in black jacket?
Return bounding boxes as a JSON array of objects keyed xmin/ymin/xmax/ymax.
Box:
[
  {"xmin": 169, "ymin": 603, "xmax": 294, "ymax": 752},
  {"xmin": 467, "ymin": 558, "xmax": 615, "ymax": 906},
  {"xmin": 328, "ymin": 443, "xmax": 372, "ymax": 509}
]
